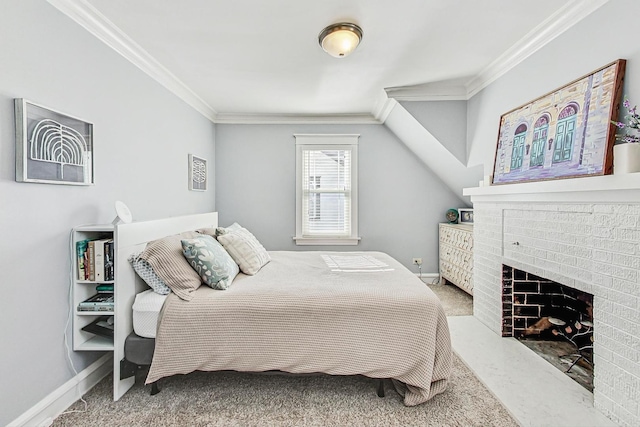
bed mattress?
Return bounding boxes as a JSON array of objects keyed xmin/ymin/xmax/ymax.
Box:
[{"xmin": 132, "ymin": 289, "xmax": 168, "ymax": 338}]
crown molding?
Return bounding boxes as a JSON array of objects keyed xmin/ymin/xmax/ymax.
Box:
[
  {"xmin": 372, "ymin": 91, "xmax": 398, "ymax": 123},
  {"xmin": 384, "ymin": 0, "xmax": 609, "ymax": 104},
  {"xmin": 465, "ymin": 0, "xmax": 610, "ymax": 98},
  {"xmin": 385, "ymin": 84, "xmax": 468, "ymax": 102},
  {"xmin": 47, "ymin": 0, "xmax": 218, "ymax": 121},
  {"xmin": 214, "ymin": 112, "xmax": 380, "ymax": 125}
]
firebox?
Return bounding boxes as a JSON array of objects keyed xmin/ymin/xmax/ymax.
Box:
[{"xmin": 501, "ymin": 265, "xmax": 594, "ymax": 390}]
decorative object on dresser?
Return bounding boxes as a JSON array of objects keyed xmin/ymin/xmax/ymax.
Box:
[
  {"xmin": 188, "ymin": 154, "xmax": 207, "ymax": 191},
  {"xmin": 491, "ymin": 59, "xmax": 625, "ymax": 185},
  {"xmin": 445, "ymin": 208, "xmax": 459, "ymax": 224},
  {"xmin": 458, "ymin": 208, "xmax": 473, "ymax": 224},
  {"xmin": 439, "ymin": 223, "xmax": 473, "ymax": 295},
  {"xmin": 15, "ymin": 98, "xmax": 94, "ymax": 185}
]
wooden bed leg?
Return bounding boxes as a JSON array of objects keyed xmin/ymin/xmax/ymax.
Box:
[
  {"xmin": 150, "ymin": 381, "xmax": 160, "ymax": 395},
  {"xmin": 377, "ymin": 379, "xmax": 385, "ymax": 398}
]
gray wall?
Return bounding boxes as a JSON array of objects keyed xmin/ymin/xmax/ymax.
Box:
[
  {"xmin": 0, "ymin": 1, "xmax": 215, "ymax": 425},
  {"xmin": 400, "ymin": 100, "xmax": 468, "ymax": 165},
  {"xmin": 215, "ymin": 123, "xmax": 463, "ymax": 272},
  {"xmin": 467, "ymin": 0, "xmax": 640, "ymax": 175}
]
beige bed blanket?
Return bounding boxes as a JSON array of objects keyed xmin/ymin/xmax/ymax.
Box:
[{"xmin": 146, "ymin": 251, "xmax": 451, "ymax": 406}]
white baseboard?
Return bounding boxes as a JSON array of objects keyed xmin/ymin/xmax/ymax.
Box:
[{"xmin": 8, "ymin": 354, "xmax": 113, "ymax": 427}]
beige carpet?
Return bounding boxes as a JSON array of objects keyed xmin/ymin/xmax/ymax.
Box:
[
  {"xmin": 55, "ymin": 283, "xmax": 516, "ymax": 426},
  {"xmin": 427, "ymin": 281, "xmax": 474, "ymax": 316}
]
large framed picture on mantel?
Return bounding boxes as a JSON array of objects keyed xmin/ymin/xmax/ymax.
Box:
[{"xmin": 491, "ymin": 59, "xmax": 625, "ymax": 185}]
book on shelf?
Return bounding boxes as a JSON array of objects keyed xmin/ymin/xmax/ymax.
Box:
[
  {"xmin": 96, "ymin": 284, "xmax": 114, "ymax": 293},
  {"xmin": 76, "ymin": 239, "xmax": 89, "ymax": 280},
  {"xmin": 78, "ymin": 305, "xmax": 114, "ymax": 312},
  {"xmin": 104, "ymin": 239, "xmax": 114, "ymax": 281},
  {"xmin": 94, "ymin": 239, "xmax": 106, "ymax": 281},
  {"xmin": 78, "ymin": 293, "xmax": 114, "ymax": 312},
  {"xmin": 87, "ymin": 241, "xmax": 95, "ymax": 281}
]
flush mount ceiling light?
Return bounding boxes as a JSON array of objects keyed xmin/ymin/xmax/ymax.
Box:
[{"xmin": 318, "ymin": 22, "xmax": 363, "ymax": 58}]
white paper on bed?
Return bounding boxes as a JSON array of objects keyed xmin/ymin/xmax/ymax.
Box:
[
  {"xmin": 146, "ymin": 251, "xmax": 452, "ymax": 406},
  {"xmin": 321, "ymin": 253, "xmax": 395, "ymax": 272}
]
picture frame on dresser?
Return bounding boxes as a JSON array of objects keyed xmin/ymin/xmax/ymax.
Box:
[{"xmin": 458, "ymin": 208, "xmax": 473, "ymax": 224}]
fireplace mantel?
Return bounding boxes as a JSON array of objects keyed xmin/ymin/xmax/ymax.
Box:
[
  {"xmin": 464, "ymin": 172, "xmax": 640, "ymax": 203},
  {"xmin": 470, "ymin": 186, "xmax": 640, "ymax": 426}
]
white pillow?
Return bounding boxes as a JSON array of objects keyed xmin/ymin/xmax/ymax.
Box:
[{"xmin": 216, "ymin": 223, "xmax": 270, "ymax": 275}]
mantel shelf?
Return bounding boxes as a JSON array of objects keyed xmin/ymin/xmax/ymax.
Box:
[{"xmin": 464, "ymin": 172, "xmax": 640, "ymax": 203}]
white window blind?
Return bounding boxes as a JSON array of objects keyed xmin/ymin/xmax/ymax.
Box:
[
  {"xmin": 295, "ymin": 134, "xmax": 359, "ymax": 245},
  {"xmin": 302, "ymin": 149, "xmax": 351, "ymax": 237}
]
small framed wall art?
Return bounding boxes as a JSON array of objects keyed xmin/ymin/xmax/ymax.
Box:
[
  {"xmin": 188, "ymin": 154, "xmax": 207, "ymax": 191},
  {"xmin": 458, "ymin": 208, "xmax": 474, "ymax": 224},
  {"xmin": 15, "ymin": 99, "xmax": 94, "ymax": 185}
]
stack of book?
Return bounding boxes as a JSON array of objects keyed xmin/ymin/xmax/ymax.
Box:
[
  {"xmin": 76, "ymin": 238, "xmax": 114, "ymax": 282},
  {"xmin": 78, "ymin": 292, "xmax": 114, "ymax": 312}
]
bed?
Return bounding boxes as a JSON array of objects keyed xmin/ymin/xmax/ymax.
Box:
[{"xmin": 114, "ymin": 212, "xmax": 451, "ymax": 405}]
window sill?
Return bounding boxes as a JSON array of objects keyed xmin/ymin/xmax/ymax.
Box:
[{"xmin": 293, "ymin": 236, "xmax": 361, "ymax": 246}]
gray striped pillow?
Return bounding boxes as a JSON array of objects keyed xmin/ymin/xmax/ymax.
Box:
[
  {"xmin": 139, "ymin": 231, "xmax": 202, "ymax": 301},
  {"xmin": 216, "ymin": 223, "xmax": 270, "ymax": 275}
]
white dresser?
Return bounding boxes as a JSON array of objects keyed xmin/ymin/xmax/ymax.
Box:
[{"xmin": 438, "ymin": 223, "xmax": 474, "ymax": 295}]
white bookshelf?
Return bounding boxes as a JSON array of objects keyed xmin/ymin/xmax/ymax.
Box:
[{"xmin": 72, "ymin": 224, "xmax": 115, "ymax": 352}]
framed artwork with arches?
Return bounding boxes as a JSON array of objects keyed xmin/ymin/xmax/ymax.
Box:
[
  {"xmin": 491, "ymin": 59, "xmax": 626, "ymax": 185},
  {"xmin": 15, "ymin": 99, "xmax": 94, "ymax": 185}
]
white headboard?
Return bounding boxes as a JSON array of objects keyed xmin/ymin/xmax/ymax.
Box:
[{"xmin": 112, "ymin": 211, "xmax": 218, "ymax": 400}]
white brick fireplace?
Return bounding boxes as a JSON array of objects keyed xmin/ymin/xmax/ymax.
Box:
[{"xmin": 465, "ymin": 173, "xmax": 640, "ymax": 427}]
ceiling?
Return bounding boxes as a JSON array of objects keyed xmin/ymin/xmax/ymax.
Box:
[{"xmin": 61, "ymin": 0, "xmax": 587, "ymax": 121}]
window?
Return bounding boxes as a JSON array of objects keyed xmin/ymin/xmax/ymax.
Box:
[{"xmin": 294, "ymin": 134, "xmax": 359, "ymax": 245}]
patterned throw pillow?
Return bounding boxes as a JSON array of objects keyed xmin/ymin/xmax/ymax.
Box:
[
  {"xmin": 128, "ymin": 254, "xmax": 172, "ymax": 295},
  {"xmin": 181, "ymin": 235, "xmax": 239, "ymax": 290},
  {"xmin": 215, "ymin": 223, "xmax": 270, "ymax": 275}
]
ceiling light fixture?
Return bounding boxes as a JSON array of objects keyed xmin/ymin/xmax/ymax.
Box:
[{"xmin": 318, "ymin": 22, "xmax": 363, "ymax": 58}]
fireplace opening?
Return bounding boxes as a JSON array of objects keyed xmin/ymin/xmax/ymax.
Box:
[{"xmin": 501, "ymin": 265, "xmax": 594, "ymax": 391}]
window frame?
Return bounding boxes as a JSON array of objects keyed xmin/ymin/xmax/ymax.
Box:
[{"xmin": 294, "ymin": 134, "xmax": 360, "ymax": 246}]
